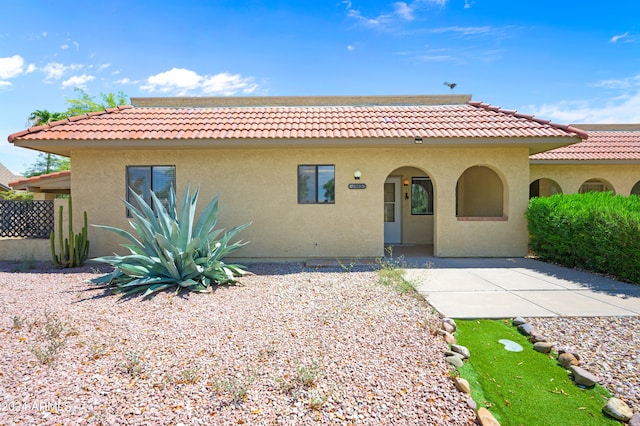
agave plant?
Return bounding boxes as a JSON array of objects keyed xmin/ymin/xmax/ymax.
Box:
[{"xmin": 90, "ymin": 184, "xmax": 251, "ymax": 298}]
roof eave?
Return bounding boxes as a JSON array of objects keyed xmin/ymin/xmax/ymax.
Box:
[
  {"xmin": 530, "ymin": 159, "xmax": 640, "ymax": 164},
  {"xmin": 11, "ymin": 135, "xmax": 582, "ymax": 154}
]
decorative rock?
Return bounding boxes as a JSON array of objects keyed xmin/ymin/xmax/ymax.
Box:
[
  {"xmin": 558, "ymin": 349, "xmax": 580, "ymax": 361},
  {"xmin": 629, "ymin": 413, "xmax": 640, "ymax": 426},
  {"xmin": 442, "ymin": 331, "xmax": 457, "ymax": 345},
  {"xmin": 450, "ymin": 344, "xmax": 470, "ymax": 359},
  {"xmin": 444, "ymin": 350, "xmax": 465, "ymax": 360},
  {"xmin": 533, "ymin": 341, "xmax": 554, "ymax": 353},
  {"xmin": 454, "ymin": 377, "xmax": 471, "ymax": 394},
  {"xmin": 442, "ymin": 322, "xmax": 455, "ymax": 334},
  {"xmin": 512, "ymin": 316, "xmax": 526, "ymax": 326},
  {"xmin": 442, "ymin": 317, "xmax": 457, "ymax": 332},
  {"xmin": 445, "ymin": 355, "xmax": 464, "ymax": 368},
  {"xmin": 466, "ymin": 397, "xmax": 477, "ymax": 411},
  {"xmin": 517, "ymin": 323, "xmax": 534, "ymax": 336},
  {"xmin": 602, "ymin": 397, "xmax": 633, "ymax": 422},
  {"xmin": 558, "ymin": 352, "xmax": 580, "ymax": 368},
  {"xmin": 569, "ymin": 365, "xmax": 600, "ymax": 387},
  {"xmin": 477, "ymin": 407, "xmax": 501, "ymax": 426},
  {"xmin": 529, "ymin": 333, "xmax": 548, "ymax": 343}
]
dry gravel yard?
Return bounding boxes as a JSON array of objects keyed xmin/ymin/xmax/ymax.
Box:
[
  {"xmin": 0, "ymin": 262, "xmax": 476, "ymax": 425},
  {"xmin": 528, "ymin": 316, "xmax": 640, "ymax": 413}
]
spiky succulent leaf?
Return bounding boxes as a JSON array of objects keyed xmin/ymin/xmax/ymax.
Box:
[{"xmin": 89, "ymin": 184, "xmax": 250, "ymax": 298}]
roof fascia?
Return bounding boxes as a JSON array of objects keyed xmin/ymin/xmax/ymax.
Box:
[
  {"xmin": 530, "ymin": 159, "xmax": 640, "ymax": 165},
  {"xmin": 12, "ymin": 135, "xmax": 581, "ymax": 153}
]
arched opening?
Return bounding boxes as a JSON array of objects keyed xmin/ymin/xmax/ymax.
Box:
[
  {"xmin": 529, "ymin": 178, "xmax": 562, "ymax": 198},
  {"xmin": 579, "ymin": 178, "xmax": 615, "ymax": 194},
  {"xmin": 456, "ymin": 166, "xmax": 504, "ymax": 217},
  {"xmin": 631, "ymin": 181, "xmax": 640, "ymax": 196},
  {"xmin": 384, "ymin": 166, "xmax": 435, "ymax": 253}
]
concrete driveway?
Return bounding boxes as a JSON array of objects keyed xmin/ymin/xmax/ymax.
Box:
[{"xmin": 404, "ymin": 257, "xmax": 640, "ymax": 319}]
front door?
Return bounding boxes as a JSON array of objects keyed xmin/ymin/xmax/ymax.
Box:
[{"xmin": 384, "ymin": 177, "xmax": 401, "ymax": 244}]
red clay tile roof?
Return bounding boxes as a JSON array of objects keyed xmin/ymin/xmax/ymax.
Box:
[
  {"xmin": 530, "ymin": 128, "xmax": 640, "ymax": 161},
  {"xmin": 8, "ymin": 170, "xmax": 71, "ymax": 188},
  {"xmin": 7, "ymin": 101, "xmax": 586, "ymax": 143}
]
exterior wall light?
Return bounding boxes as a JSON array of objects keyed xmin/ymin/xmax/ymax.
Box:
[
  {"xmin": 403, "ymin": 179, "xmax": 410, "ymax": 186},
  {"xmin": 414, "ymin": 137, "xmax": 423, "ymax": 144},
  {"xmin": 354, "ymin": 170, "xmax": 362, "ymax": 180}
]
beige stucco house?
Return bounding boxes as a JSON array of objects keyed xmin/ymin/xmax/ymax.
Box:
[
  {"xmin": 8, "ymin": 94, "xmax": 589, "ymax": 260},
  {"xmin": 530, "ymin": 124, "xmax": 640, "ymax": 197}
]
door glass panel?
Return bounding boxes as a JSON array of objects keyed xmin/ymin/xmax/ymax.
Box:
[
  {"xmin": 384, "ymin": 183, "xmax": 395, "ymax": 202},
  {"xmin": 384, "ymin": 204, "xmax": 395, "ymax": 222}
]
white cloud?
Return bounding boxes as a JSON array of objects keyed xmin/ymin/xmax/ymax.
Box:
[
  {"xmin": 114, "ymin": 77, "xmax": 138, "ymax": 85},
  {"xmin": 527, "ymin": 76, "xmax": 640, "ymax": 123},
  {"xmin": 43, "ymin": 62, "xmax": 83, "ymax": 80},
  {"xmin": 25, "ymin": 64, "xmax": 36, "ymax": 73},
  {"xmin": 347, "ymin": 9, "xmax": 392, "ymax": 26},
  {"xmin": 418, "ymin": 54, "xmax": 457, "ymax": 62},
  {"xmin": 141, "ymin": 68, "xmax": 258, "ymax": 96},
  {"xmin": 610, "ymin": 32, "xmax": 629, "ymax": 43},
  {"xmin": 591, "ymin": 76, "xmax": 639, "ymax": 90},
  {"xmin": 0, "ymin": 81, "xmax": 13, "ymax": 90},
  {"xmin": 464, "ymin": 0, "xmax": 474, "ymax": 8},
  {"xmin": 61, "ymin": 74, "xmax": 95, "ymax": 89},
  {"xmin": 347, "ymin": 44, "xmax": 356, "ymax": 51},
  {"xmin": 61, "ymin": 43, "xmax": 69, "ymax": 50},
  {"xmin": 428, "ymin": 26, "xmax": 492, "ymax": 35},
  {"xmin": 345, "ymin": 0, "xmax": 447, "ymax": 28},
  {"xmin": 201, "ymin": 72, "xmax": 258, "ymax": 96},
  {"xmin": 0, "ymin": 55, "xmax": 25, "ymax": 79},
  {"xmin": 43, "ymin": 63, "xmax": 67, "ymax": 80},
  {"xmin": 394, "ymin": 2, "xmax": 415, "ymax": 21},
  {"xmin": 141, "ymin": 68, "xmax": 201, "ymax": 94}
]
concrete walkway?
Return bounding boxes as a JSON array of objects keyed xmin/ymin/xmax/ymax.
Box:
[{"xmin": 403, "ymin": 256, "xmax": 640, "ymax": 319}]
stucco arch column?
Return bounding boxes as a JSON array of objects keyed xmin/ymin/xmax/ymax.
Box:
[{"xmin": 430, "ymin": 146, "xmax": 530, "ymax": 257}]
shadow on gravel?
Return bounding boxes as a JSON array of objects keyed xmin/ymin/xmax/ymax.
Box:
[{"xmin": 0, "ymin": 261, "xmax": 113, "ymax": 275}]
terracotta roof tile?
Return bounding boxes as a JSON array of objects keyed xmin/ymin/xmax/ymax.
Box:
[
  {"xmin": 8, "ymin": 170, "xmax": 71, "ymax": 188},
  {"xmin": 8, "ymin": 101, "xmax": 585, "ymax": 144},
  {"xmin": 530, "ymin": 130, "xmax": 640, "ymax": 161}
]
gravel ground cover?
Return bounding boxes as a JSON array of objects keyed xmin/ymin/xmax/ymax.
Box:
[
  {"xmin": 528, "ymin": 316, "xmax": 640, "ymax": 412},
  {"xmin": 0, "ymin": 261, "xmax": 476, "ymax": 425}
]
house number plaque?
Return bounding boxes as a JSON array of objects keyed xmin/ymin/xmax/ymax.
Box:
[{"xmin": 348, "ymin": 183, "xmax": 367, "ymax": 189}]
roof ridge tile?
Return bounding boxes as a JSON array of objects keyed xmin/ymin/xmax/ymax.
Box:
[{"xmin": 467, "ymin": 100, "xmax": 588, "ymax": 140}]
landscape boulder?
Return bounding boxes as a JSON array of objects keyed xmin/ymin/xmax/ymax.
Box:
[
  {"xmin": 569, "ymin": 365, "xmax": 600, "ymax": 387},
  {"xmin": 602, "ymin": 397, "xmax": 633, "ymax": 422}
]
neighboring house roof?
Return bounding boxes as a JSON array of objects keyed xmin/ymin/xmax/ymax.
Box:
[
  {"xmin": 530, "ymin": 124, "xmax": 640, "ymax": 163},
  {"xmin": 0, "ymin": 161, "xmax": 21, "ymax": 191},
  {"xmin": 7, "ymin": 95, "xmax": 586, "ymax": 156},
  {"xmin": 9, "ymin": 170, "xmax": 71, "ymax": 194}
]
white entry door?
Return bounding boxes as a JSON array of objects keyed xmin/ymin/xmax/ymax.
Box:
[{"xmin": 384, "ymin": 177, "xmax": 402, "ymax": 244}]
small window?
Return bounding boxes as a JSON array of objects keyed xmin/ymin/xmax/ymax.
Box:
[
  {"xmin": 126, "ymin": 165, "xmax": 176, "ymax": 216},
  {"xmin": 411, "ymin": 177, "xmax": 433, "ymax": 215},
  {"xmin": 298, "ymin": 165, "xmax": 335, "ymax": 204}
]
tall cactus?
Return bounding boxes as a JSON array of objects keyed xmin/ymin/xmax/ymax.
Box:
[{"xmin": 50, "ymin": 197, "xmax": 89, "ymax": 268}]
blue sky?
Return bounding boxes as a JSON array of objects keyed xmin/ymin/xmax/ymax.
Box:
[{"xmin": 1, "ymin": 0, "xmax": 639, "ymax": 175}]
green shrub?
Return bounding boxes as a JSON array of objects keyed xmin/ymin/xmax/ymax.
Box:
[
  {"xmin": 90, "ymin": 184, "xmax": 251, "ymax": 297},
  {"xmin": 527, "ymin": 192, "xmax": 640, "ymax": 283}
]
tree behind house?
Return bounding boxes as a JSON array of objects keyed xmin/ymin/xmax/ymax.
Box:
[{"xmin": 23, "ymin": 89, "xmax": 129, "ymax": 177}]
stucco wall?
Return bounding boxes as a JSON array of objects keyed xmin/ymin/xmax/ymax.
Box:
[
  {"xmin": 530, "ymin": 163, "xmax": 640, "ymax": 195},
  {"xmin": 0, "ymin": 198, "xmax": 67, "ymax": 262},
  {"xmin": 72, "ymin": 144, "xmax": 530, "ymax": 260}
]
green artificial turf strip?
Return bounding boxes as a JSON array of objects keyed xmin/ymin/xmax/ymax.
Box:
[{"xmin": 455, "ymin": 319, "xmax": 619, "ymax": 426}]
